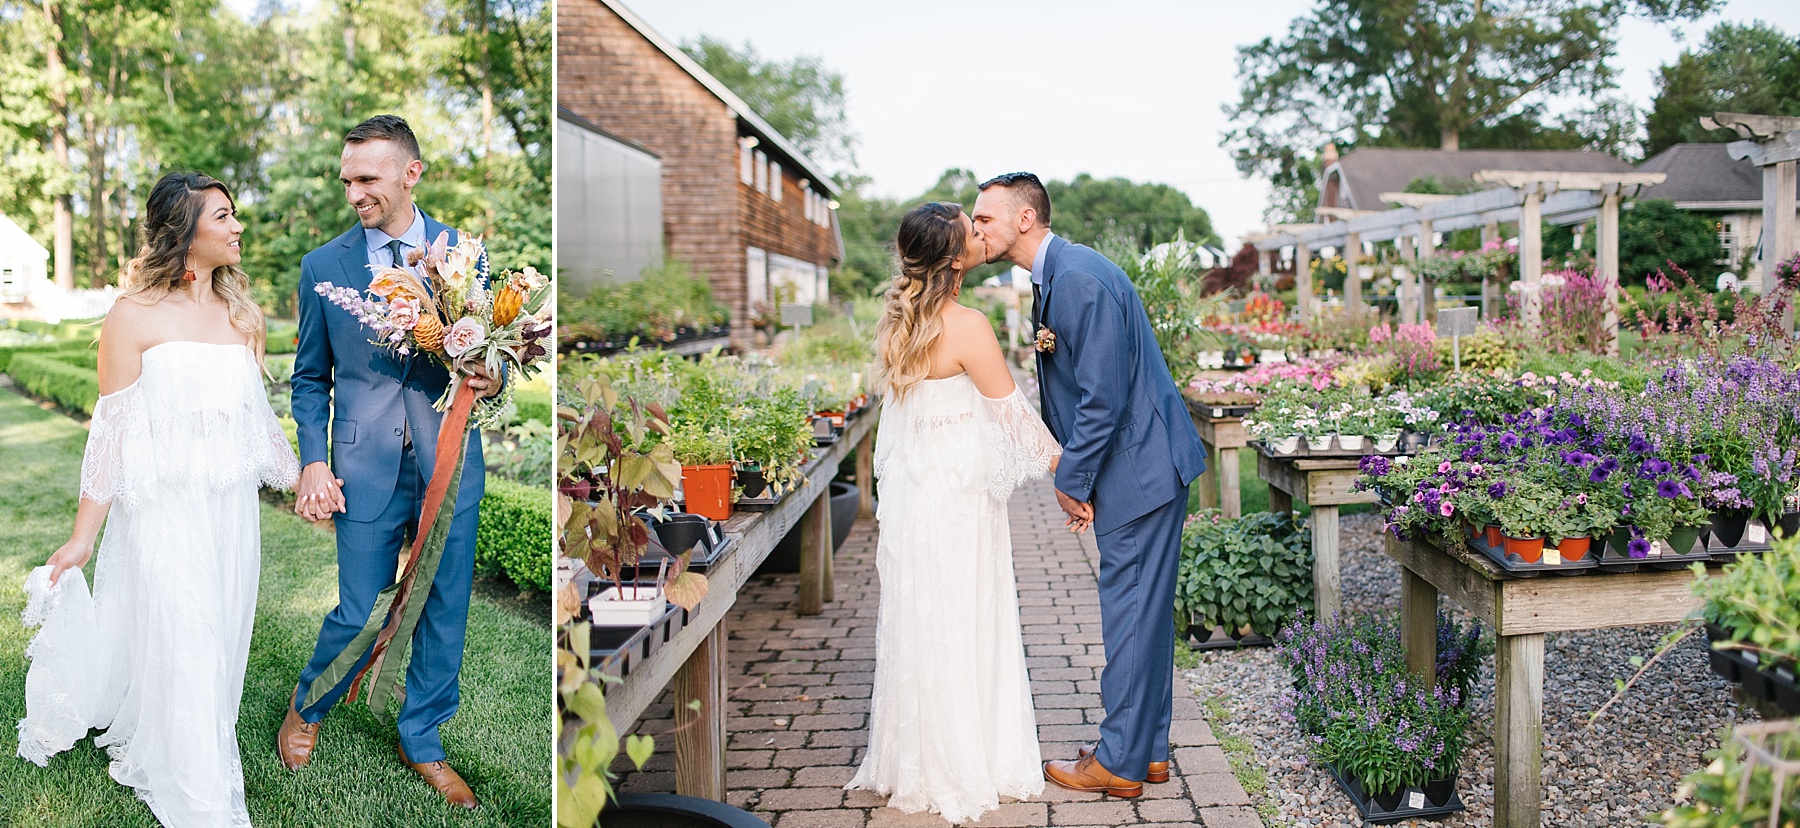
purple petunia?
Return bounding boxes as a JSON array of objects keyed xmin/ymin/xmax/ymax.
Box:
[
  {"xmin": 1656, "ymin": 479, "xmax": 1692, "ymax": 499},
  {"xmin": 1488, "ymin": 481, "xmax": 1509, "ymax": 499},
  {"xmin": 1590, "ymin": 466, "xmax": 1612, "ymax": 484},
  {"xmin": 1628, "ymin": 538, "xmax": 1652, "ymax": 559},
  {"xmin": 1628, "ymin": 434, "xmax": 1653, "ymax": 454}
]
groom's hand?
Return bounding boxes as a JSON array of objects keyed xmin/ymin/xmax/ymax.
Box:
[
  {"xmin": 296, "ymin": 462, "xmax": 346, "ymax": 522},
  {"xmin": 466, "ymin": 363, "xmax": 500, "ymax": 400},
  {"xmin": 1055, "ymin": 489, "xmax": 1094, "ymax": 534}
]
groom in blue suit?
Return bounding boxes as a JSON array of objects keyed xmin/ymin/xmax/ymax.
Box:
[
  {"xmin": 280, "ymin": 115, "xmax": 495, "ymax": 809},
  {"xmin": 973, "ymin": 172, "xmax": 1207, "ymax": 798}
]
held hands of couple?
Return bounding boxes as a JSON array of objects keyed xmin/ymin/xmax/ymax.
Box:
[
  {"xmin": 296, "ymin": 462, "xmax": 346, "ymax": 522},
  {"xmin": 1054, "ymin": 488, "xmax": 1094, "ymax": 534}
]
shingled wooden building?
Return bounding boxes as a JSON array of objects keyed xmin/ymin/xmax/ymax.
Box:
[{"xmin": 558, "ymin": 0, "xmax": 843, "ymax": 346}]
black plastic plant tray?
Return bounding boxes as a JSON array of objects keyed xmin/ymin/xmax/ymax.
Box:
[
  {"xmin": 1706, "ymin": 523, "xmax": 1774, "ymax": 561},
  {"xmin": 812, "ymin": 433, "xmax": 839, "ymax": 447},
  {"xmin": 620, "ymin": 536, "xmax": 734, "ymax": 582},
  {"xmin": 1186, "ymin": 625, "xmax": 1275, "ymax": 651},
  {"xmin": 1591, "ymin": 536, "xmax": 1712, "ymax": 572},
  {"xmin": 1465, "ymin": 533, "xmax": 1597, "ymax": 576},
  {"xmin": 735, "ymin": 493, "xmax": 778, "ymax": 512},
  {"xmin": 1705, "ymin": 624, "xmax": 1800, "ymax": 715},
  {"xmin": 1328, "ymin": 764, "xmax": 1465, "ymax": 824}
]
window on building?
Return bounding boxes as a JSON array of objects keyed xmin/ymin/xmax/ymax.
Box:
[
  {"xmin": 802, "ymin": 185, "xmax": 814, "ymax": 221},
  {"xmin": 754, "ymin": 150, "xmax": 768, "ymax": 194},
  {"xmin": 769, "ymin": 161, "xmax": 782, "ymax": 202},
  {"xmin": 1717, "ymin": 218, "xmax": 1736, "ymax": 266},
  {"xmin": 739, "ymin": 139, "xmax": 754, "ymax": 185}
]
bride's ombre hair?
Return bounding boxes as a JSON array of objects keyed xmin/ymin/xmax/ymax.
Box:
[
  {"xmin": 120, "ymin": 172, "xmax": 265, "ymax": 345},
  {"xmin": 874, "ymin": 201, "xmax": 967, "ymax": 400}
]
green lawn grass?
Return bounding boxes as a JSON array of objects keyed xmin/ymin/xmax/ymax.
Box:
[{"xmin": 0, "ymin": 385, "xmax": 550, "ymax": 827}]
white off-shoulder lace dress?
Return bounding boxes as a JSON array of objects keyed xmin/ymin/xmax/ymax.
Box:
[
  {"xmin": 846, "ymin": 374, "xmax": 1060, "ymax": 824},
  {"xmin": 18, "ymin": 340, "xmax": 299, "ymax": 828}
]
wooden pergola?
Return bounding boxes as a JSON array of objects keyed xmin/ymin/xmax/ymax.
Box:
[
  {"xmin": 1705, "ymin": 112, "xmax": 1800, "ymax": 305},
  {"xmin": 1256, "ymin": 171, "xmax": 1665, "ymax": 354}
]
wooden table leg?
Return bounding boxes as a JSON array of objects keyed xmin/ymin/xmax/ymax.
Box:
[
  {"xmin": 674, "ymin": 620, "xmax": 728, "ymax": 800},
  {"xmin": 1495, "ymin": 633, "xmax": 1546, "ymax": 828},
  {"xmin": 1311, "ymin": 504, "xmax": 1340, "ymax": 621},
  {"xmin": 798, "ymin": 486, "xmax": 832, "ymax": 615},
  {"xmin": 1196, "ymin": 438, "xmax": 1220, "ymax": 511},
  {"xmin": 1219, "ymin": 446, "xmax": 1242, "ymax": 520},
  {"xmin": 855, "ymin": 430, "xmax": 875, "ymax": 519},
  {"xmin": 1268, "ymin": 485, "xmax": 1293, "ymax": 517},
  {"xmin": 1400, "ymin": 567, "xmax": 1438, "ymax": 686}
]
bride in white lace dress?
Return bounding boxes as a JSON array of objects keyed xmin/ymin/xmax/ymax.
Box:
[
  {"xmin": 846, "ymin": 201, "xmax": 1069, "ymax": 823},
  {"xmin": 18, "ymin": 172, "xmax": 299, "ymax": 828}
]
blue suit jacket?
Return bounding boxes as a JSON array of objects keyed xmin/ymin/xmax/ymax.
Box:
[
  {"xmin": 291, "ymin": 213, "xmax": 485, "ymax": 523},
  {"xmin": 1035, "ymin": 236, "xmax": 1206, "ymax": 535}
]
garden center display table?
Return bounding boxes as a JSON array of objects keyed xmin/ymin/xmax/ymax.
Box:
[
  {"xmin": 1383, "ymin": 532, "xmax": 1705, "ymax": 828},
  {"xmin": 598, "ymin": 405, "xmax": 879, "ymax": 801},
  {"xmin": 1257, "ymin": 448, "xmax": 1375, "ymax": 620},
  {"xmin": 1185, "ymin": 395, "xmax": 1251, "ymax": 518}
]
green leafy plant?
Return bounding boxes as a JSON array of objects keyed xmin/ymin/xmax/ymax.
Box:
[
  {"xmin": 1696, "ymin": 534, "xmax": 1800, "ymax": 671},
  {"xmin": 669, "ymin": 420, "xmax": 733, "ymax": 467},
  {"xmin": 556, "ymin": 624, "xmax": 654, "ymax": 827},
  {"xmin": 476, "ymin": 476, "xmax": 554, "ymax": 592},
  {"xmin": 1655, "ymin": 722, "xmax": 1800, "ymax": 828},
  {"xmin": 1176, "ymin": 510, "xmax": 1314, "ymax": 636}
]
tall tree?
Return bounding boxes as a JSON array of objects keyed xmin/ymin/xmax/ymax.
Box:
[
  {"xmin": 681, "ymin": 35, "xmax": 857, "ymax": 173},
  {"xmin": 1643, "ymin": 22, "xmax": 1800, "ymax": 157},
  {"xmin": 1225, "ymin": 0, "xmax": 1712, "ymax": 222}
]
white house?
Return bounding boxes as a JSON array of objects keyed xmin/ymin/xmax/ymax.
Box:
[{"xmin": 0, "ymin": 214, "xmax": 50, "ymax": 305}]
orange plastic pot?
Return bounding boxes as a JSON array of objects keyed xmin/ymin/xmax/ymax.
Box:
[
  {"xmin": 1502, "ymin": 534, "xmax": 1544, "ymax": 564},
  {"xmin": 1555, "ymin": 537, "xmax": 1592, "ymax": 562},
  {"xmin": 681, "ymin": 464, "xmax": 734, "ymax": 521},
  {"xmin": 1484, "ymin": 525, "xmax": 1504, "ymax": 548}
]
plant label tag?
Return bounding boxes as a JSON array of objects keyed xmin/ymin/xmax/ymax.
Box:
[
  {"xmin": 1544, "ymin": 548, "xmax": 1561, "ymax": 566},
  {"xmin": 1652, "ymin": 540, "xmax": 1670, "ymax": 557},
  {"xmin": 1436, "ymin": 307, "xmax": 1479, "ymax": 337},
  {"xmin": 1213, "ymin": 407, "xmax": 1225, "ymax": 418},
  {"xmin": 1407, "ymin": 791, "xmax": 1426, "ymax": 809},
  {"xmin": 1750, "ymin": 523, "xmax": 1768, "ymax": 544}
]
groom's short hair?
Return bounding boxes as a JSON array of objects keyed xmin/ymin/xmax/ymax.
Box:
[
  {"xmin": 979, "ymin": 172, "xmax": 1051, "ymax": 228},
  {"xmin": 345, "ymin": 115, "xmax": 422, "ymax": 163}
]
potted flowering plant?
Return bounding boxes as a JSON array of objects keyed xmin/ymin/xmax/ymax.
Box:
[
  {"xmin": 1486, "ymin": 477, "xmax": 1555, "ymax": 563},
  {"xmin": 1276, "ymin": 612, "xmax": 1477, "ymax": 821},
  {"xmin": 1245, "ymin": 404, "xmax": 1302, "ymax": 454}
]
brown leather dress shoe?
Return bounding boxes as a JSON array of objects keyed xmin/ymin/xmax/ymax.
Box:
[
  {"xmin": 1043, "ymin": 753, "xmax": 1143, "ymax": 798},
  {"xmin": 1077, "ymin": 743, "xmax": 1169, "ymax": 783},
  {"xmin": 277, "ymin": 704, "xmax": 319, "ymax": 771},
  {"xmin": 400, "ymin": 745, "xmax": 479, "ymax": 810}
]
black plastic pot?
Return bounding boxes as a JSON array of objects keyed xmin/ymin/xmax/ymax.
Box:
[
  {"xmin": 1766, "ymin": 510, "xmax": 1800, "ymax": 540},
  {"xmin": 736, "ymin": 466, "xmax": 767, "ymax": 499},
  {"xmin": 1709, "ymin": 508, "xmax": 1752, "ymax": 549},
  {"xmin": 652, "ymin": 513, "xmax": 716, "ymax": 558},
  {"xmin": 1329, "ymin": 764, "xmax": 1464, "ymax": 824},
  {"xmin": 830, "ymin": 481, "xmax": 859, "ymax": 551},
  {"xmin": 602, "ymin": 793, "xmax": 768, "ymax": 827},
  {"xmin": 758, "ymin": 481, "xmax": 862, "ymax": 575}
]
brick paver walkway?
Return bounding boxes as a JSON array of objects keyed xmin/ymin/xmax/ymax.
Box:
[{"xmin": 615, "ymin": 472, "xmax": 1260, "ymax": 826}]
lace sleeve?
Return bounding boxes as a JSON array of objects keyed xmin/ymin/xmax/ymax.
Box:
[
  {"xmin": 981, "ymin": 387, "xmax": 1061, "ymax": 501},
  {"xmin": 872, "ymin": 398, "xmax": 898, "ymax": 482},
  {"xmin": 79, "ymin": 384, "xmax": 148, "ymax": 508},
  {"xmin": 257, "ymin": 401, "xmax": 301, "ymax": 491}
]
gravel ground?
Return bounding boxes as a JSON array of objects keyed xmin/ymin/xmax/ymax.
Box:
[{"xmin": 1182, "ymin": 513, "xmax": 1761, "ymax": 827}]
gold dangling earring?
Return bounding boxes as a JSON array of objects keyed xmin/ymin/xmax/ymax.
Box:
[{"xmin": 182, "ymin": 258, "xmax": 197, "ymax": 282}]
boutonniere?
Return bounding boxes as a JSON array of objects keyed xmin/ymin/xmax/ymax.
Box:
[{"xmin": 1035, "ymin": 325, "xmax": 1057, "ymax": 354}]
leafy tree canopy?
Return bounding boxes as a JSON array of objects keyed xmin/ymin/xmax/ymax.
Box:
[
  {"xmin": 1225, "ymin": 0, "xmax": 1714, "ymax": 222},
  {"xmin": 1644, "ymin": 21, "xmax": 1800, "ymax": 157}
]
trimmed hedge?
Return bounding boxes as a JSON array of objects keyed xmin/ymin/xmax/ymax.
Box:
[
  {"xmin": 266, "ymin": 320, "xmax": 299, "ymax": 355},
  {"xmin": 512, "ymin": 383, "xmax": 550, "ymax": 426},
  {"xmin": 0, "ymin": 341, "xmax": 89, "ymax": 374},
  {"xmin": 10, "ymin": 353, "xmax": 101, "ymax": 415},
  {"xmin": 476, "ymin": 476, "xmax": 552, "ymax": 592}
]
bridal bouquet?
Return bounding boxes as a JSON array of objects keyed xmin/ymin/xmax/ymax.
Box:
[
  {"xmin": 316, "ymin": 232, "xmax": 552, "ymax": 429},
  {"xmin": 305, "ymin": 233, "xmax": 552, "ymax": 716}
]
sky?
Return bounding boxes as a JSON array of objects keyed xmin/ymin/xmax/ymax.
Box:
[{"xmin": 622, "ymin": 0, "xmax": 1800, "ymax": 249}]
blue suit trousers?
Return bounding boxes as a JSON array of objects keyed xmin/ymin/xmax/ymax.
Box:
[
  {"xmin": 1092, "ymin": 493, "xmax": 1187, "ymax": 780},
  {"xmin": 293, "ymin": 445, "xmax": 479, "ymax": 763}
]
